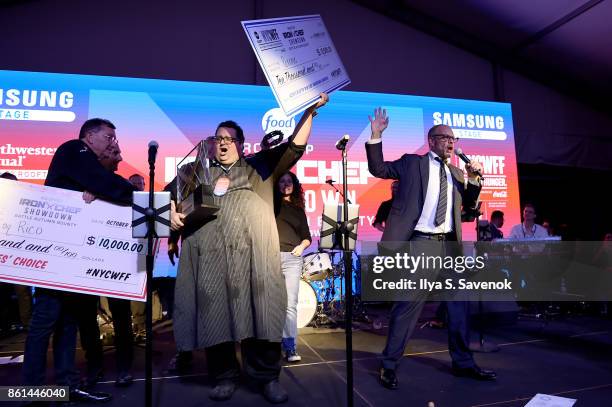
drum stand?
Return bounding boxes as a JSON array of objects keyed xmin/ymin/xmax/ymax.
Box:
[{"xmin": 322, "ymin": 252, "xmax": 370, "ymax": 326}]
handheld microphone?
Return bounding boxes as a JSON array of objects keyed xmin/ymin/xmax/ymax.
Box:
[
  {"xmin": 148, "ymin": 140, "xmax": 159, "ymax": 165},
  {"xmin": 335, "ymin": 134, "xmax": 350, "ymax": 150},
  {"xmin": 325, "ymin": 179, "xmax": 336, "ymax": 185},
  {"xmin": 455, "ymin": 148, "xmax": 484, "ymax": 179}
]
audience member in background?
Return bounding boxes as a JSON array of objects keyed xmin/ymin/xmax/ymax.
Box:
[
  {"xmin": 508, "ymin": 204, "xmax": 548, "ymax": 239},
  {"xmin": 488, "ymin": 210, "xmax": 505, "ymax": 240},
  {"xmin": 274, "ymin": 171, "xmax": 311, "ymax": 363},
  {"xmin": 0, "ymin": 172, "xmax": 32, "ymax": 334},
  {"xmin": 372, "ymin": 180, "xmax": 399, "ymax": 232},
  {"xmin": 128, "ymin": 173, "xmax": 145, "ymax": 192},
  {"xmin": 541, "ymin": 219, "xmax": 557, "ymax": 237}
]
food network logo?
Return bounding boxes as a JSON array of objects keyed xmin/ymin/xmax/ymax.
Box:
[
  {"xmin": 0, "ymin": 88, "xmax": 76, "ymax": 123},
  {"xmin": 261, "ymin": 108, "xmax": 296, "ymax": 138}
]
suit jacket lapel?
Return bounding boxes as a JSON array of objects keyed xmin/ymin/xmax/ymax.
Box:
[
  {"xmin": 419, "ymin": 154, "xmax": 429, "ymax": 200},
  {"xmin": 448, "ymin": 165, "xmax": 464, "ymax": 189},
  {"xmin": 448, "ymin": 165, "xmax": 464, "ymax": 226}
]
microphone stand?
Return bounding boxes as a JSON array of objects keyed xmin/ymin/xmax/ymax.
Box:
[
  {"xmin": 326, "ymin": 181, "xmax": 352, "ymax": 204},
  {"xmin": 337, "ymin": 146, "xmax": 354, "ymax": 407},
  {"xmin": 145, "ymin": 157, "xmax": 156, "ymax": 407},
  {"xmin": 132, "ymin": 144, "xmax": 170, "ymax": 407},
  {"xmin": 468, "ymin": 204, "xmax": 500, "ymax": 353}
]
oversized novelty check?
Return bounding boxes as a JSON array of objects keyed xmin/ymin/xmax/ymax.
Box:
[
  {"xmin": 0, "ymin": 179, "xmax": 148, "ymax": 301},
  {"xmin": 242, "ymin": 14, "xmax": 351, "ymax": 117}
]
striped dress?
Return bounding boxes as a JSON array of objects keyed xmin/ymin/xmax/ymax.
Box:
[{"xmin": 173, "ymin": 142, "xmax": 304, "ymax": 349}]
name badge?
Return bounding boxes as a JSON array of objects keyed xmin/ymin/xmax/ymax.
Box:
[{"xmin": 213, "ymin": 176, "xmax": 230, "ymax": 196}]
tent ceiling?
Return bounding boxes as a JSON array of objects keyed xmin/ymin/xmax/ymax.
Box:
[{"xmin": 353, "ymin": 0, "xmax": 612, "ymax": 112}]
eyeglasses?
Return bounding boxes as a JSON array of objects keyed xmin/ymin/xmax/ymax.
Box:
[
  {"xmin": 431, "ymin": 135, "xmax": 459, "ymax": 143},
  {"xmin": 208, "ymin": 136, "xmax": 238, "ymax": 144},
  {"xmin": 101, "ymin": 133, "xmax": 117, "ymax": 143}
]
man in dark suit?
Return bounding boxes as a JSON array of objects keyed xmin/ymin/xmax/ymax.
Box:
[
  {"xmin": 22, "ymin": 118, "xmax": 135, "ymax": 403},
  {"xmin": 489, "ymin": 210, "xmax": 504, "ymax": 240},
  {"xmin": 372, "ymin": 180, "xmax": 399, "ymax": 232},
  {"xmin": 365, "ymin": 108, "xmax": 496, "ymax": 390}
]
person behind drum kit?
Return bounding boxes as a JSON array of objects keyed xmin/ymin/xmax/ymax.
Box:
[
  {"xmin": 274, "ymin": 171, "xmax": 312, "ymax": 363},
  {"xmin": 372, "ymin": 180, "xmax": 399, "ymax": 232},
  {"xmin": 508, "ymin": 203, "xmax": 548, "ymax": 239}
]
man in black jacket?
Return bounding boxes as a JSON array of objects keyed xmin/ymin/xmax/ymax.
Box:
[
  {"xmin": 22, "ymin": 118, "xmax": 135, "ymax": 403},
  {"xmin": 365, "ymin": 108, "xmax": 496, "ymax": 390}
]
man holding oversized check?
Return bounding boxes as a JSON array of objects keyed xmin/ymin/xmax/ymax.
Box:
[{"xmin": 15, "ymin": 118, "xmax": 137, "ymax": 403}]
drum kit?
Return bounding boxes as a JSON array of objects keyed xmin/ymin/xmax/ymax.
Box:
[{"xmin": 297, "ymin": 250, "xmax": 367, "ymax": 328}]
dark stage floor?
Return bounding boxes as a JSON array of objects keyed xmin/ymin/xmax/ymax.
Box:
[{"xmin": 1, "ymin": 304, "xmax": 611, "ymax": 407}]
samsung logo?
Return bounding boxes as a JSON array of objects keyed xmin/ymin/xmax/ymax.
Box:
[
  {"xmin": 0, "ymin": 89, "xmax": 74, "ymax": 109},
  {"xmin": 433, "ymin": 112, "xmax": 504, "ymax": 130}
]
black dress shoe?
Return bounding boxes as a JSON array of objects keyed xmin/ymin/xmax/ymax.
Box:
[
  {"xmin": 84, "ymin": 369, "xmax": 104, "ymax": 389},
  {"xmin": 69, "ymin": 388, "xmax": 112, "ymax": 403},
  {"xmin": 452, "ymin": 365, "xmax": 497, "ymax": 381},
  {"xmin": 209, "ymin": 380, "xmax": 237, "ymax": 401},
  {"xmin": 115, "ymin": 372, "xmax": 134, "ymax": 387},
  {"xmin": 262, "ymin": 379, "xmax": 289, "ymax": 404},
  {"xmin": 379, "ymin": 367, "xmax": 398, "ymax": 389},
  {"xmin": 165, "ymin": 351, "xmax": 193, "ymax": 374}
]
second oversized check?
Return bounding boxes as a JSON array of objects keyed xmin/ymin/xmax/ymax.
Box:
[
  {"xmin": 0, "ymin": 179, "xmax": 148, "ymax": 301},
  {"xmin": 242, "ymin": 14, "xmax": 351, "ymax": 117}
]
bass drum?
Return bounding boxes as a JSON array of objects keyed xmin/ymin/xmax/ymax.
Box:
[{"xmin": 297, "ymin": 280, "xmax": 318, "ymax": 328}]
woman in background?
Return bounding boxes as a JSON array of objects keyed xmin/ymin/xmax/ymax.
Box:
[{"xmin": 274, "ymin": 171, "xmax": 311, "ymax": 362}]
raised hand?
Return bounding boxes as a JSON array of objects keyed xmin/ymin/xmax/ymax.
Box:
[
  {"xmin": 313, "ymin": 92, "xmax": 329, "ymax": 110},
  {"xmin": 368, "ymin": 107, "xmax": 389, "ymax": 138}
]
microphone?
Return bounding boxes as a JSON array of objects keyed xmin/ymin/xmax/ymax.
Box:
[
  {"xmin": 335, "ymin": 134, "xmax": 350, "ymax": 150},
  {"xmin": 325, "ymin": 179, "xmax": 336, "ymax": 185},
  {"xmin": 148, "ymin": 140, "xmax": 159, "ymax": 165},
  {"xmin": 455, "ymin": 148, "xmax": 484, "ymax": 179}
]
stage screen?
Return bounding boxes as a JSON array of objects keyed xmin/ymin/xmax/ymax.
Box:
[{"xmin": 0, "ymin": 70, "xmax": 520, "ymax": 277}]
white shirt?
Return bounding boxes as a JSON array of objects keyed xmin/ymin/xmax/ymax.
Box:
[
  {"xmin": 508, "ymin": 223, "xmax": 549, "ymax": 239},
  {"xmin": 415, "ymin": 152, "xmax": 454, "ymax": 234}
]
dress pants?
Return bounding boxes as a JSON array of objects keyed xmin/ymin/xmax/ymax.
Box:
[
  {"xmin": 108, "ymin": 298, "xmax": 134, "ymax": 374},
  {"xmin": 76, "ymin": 295, "xmax": 104, "ymax": 381},
  {"xmin": 22, "ymin": 290, "xmax": 80, "ymax": 389},
  {"xmin": 381, "ymin": 235, "xmax": 475, "ymax": 370},
  {"xmin": 14, "ymin": 284, "xmax": 32, "ymax": 329},
  {"xmin": 205, "ymin": 338, "xmax": 281, "ymax": 384}
]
